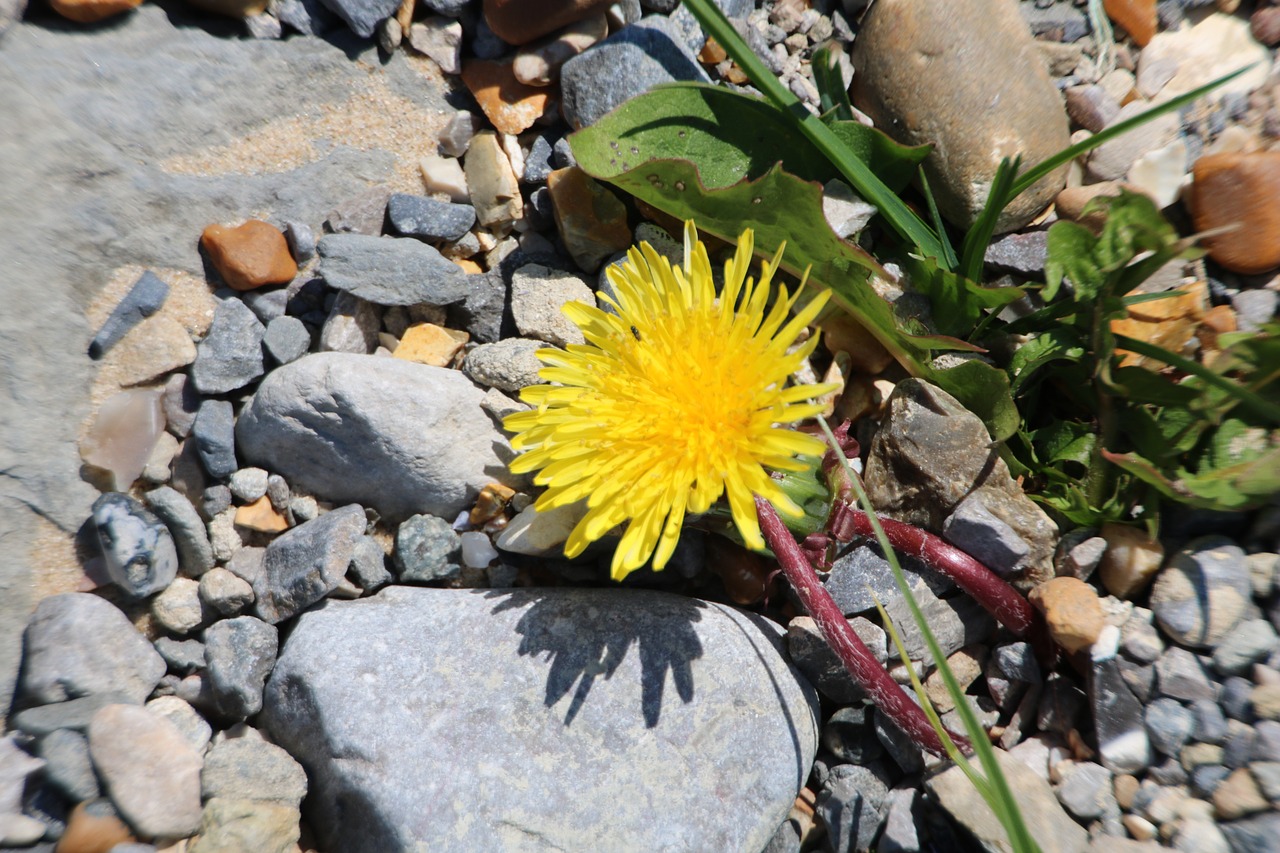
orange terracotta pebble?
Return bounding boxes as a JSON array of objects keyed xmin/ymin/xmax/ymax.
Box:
[
  {"xmin": 453, "ymin": 258, "xmax": 484, "ymax": 274},
  {"xmin": 546, "ymin": 166, "xmax": 632, "ymax": 272},
  {"xmin": 1104, "ymin": 0, "xmax": 1156, "ymax": 46},
  {"xmin": 57, "ymin": 801, "xmax": 135, "ymax": 853},
  {"xmin": 1029, "ymin": 576, "xmax": 1106, "ymax": 654},
  {"xmin": 469, "ymin": 482, "xmax": 517, "ymax": 525},
  {"xmin": 1110, "ymin": 280, "xmax": 1206, "ymax": 369},
  {"xmin": 234, "ymin": 495, "xmax": 289, "ymax": 533},
  {"xmin": 460, "ymin": 59, "xmax": 553, "ymax": 136},
  {"xmin": 200, "ymin": 220, "xmax": 297, "ymax": 292},
  {"xmin": 1197, "ymin": 303, "xmax": 1238, "ymax": 355},
  {"xmin": 392, "ymin": 323, "xmax": 469, "ymax": 367},
  {"xmin": 49, "ymin": 0, "xmax": 141, "ymax": 22},
  {"xmin": 1188, "ymin": 151, "xmax": 1280, "ymax": 274}
]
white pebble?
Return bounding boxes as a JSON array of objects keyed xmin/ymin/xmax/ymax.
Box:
[
  {"xmin": 228, "ymin": 467, "xmax": 270, "ymax": 502},
  {"xmin": 419, "ymin": 154, "xmax": 469, "ymax": 203},
  {"xmin": 461, "ymin": 531, "xmax": 499, "ymax": 568}
]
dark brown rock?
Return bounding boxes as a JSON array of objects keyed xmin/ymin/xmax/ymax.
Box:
[
  {"xmin": 482, "ymin": 0, "xmax": 614, "ymax": 46},
  {"xmin": 863, "ymin": 379, "xmax": 1058, "ymax": 590},
  {"xmin": 850, "ymin": 0, "xmax": 1070, "ymax": 233}
]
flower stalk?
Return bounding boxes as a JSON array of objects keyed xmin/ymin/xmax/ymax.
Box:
[{"xmin": 755, "ymin": 495, "xmax": 969, "ymax": 758}]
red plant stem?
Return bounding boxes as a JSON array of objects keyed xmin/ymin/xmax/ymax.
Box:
[
  {"xmin": 829, "ymin": 504, "xmax": 1039, "ymax": 639},
  {"xmin": 756, "ymin": 496, "xmax": 969, "ymax": 758}
]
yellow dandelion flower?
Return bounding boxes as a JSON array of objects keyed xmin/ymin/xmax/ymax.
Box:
[{"xmin": 503, "ymin": 221, "xmax": 839, "ymax": 581}]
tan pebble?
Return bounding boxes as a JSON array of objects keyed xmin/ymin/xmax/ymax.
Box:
[
  {"xmin": 200, "ymin": 221, "xmax": 297, "ymax": 292},
  {"xmin": 469, "ymin": 482, "xmax": 516, "ymax": 525},
  {"xmin": 1030, "ymin": 576, "xmax": 1105, "ymax": 653},
  {"xmin": 1122, "ymin": 813, "xmax": 1158, "ymax": 841},
  {"xmin": 234, "ymin": 496, "xmax": 289, "ymax": 534},
  {"xmin": 407, "ymin": 17, "xmax": 463, "ymax": 75},
  {"xmin": 513, "ymin": 14, "xmax": 608, "ymax": 86},
  {"xmin": 419, "ymin": 154, "xmax": 469, "ymax": 203},
  {"xmin": 106, "ymin": 315, "xmax": 198, "ymax": 388},
  {"xmin": 1098, "ymin": 522, "xmax": 1164, "ymax": 599},
  {"xmin": 453, "ymin": 258, "xmax": 484, "ymax": 274},
  {"xmin": 818, "ymin": 312, "xmax": 894, "ymax": 374},
  {"xmin": 1113, "ymin": 773, "xmax": 1140, "ymax": 810},
  {"xmin": 1214, "ymin": 767, "xmax": 1270, "ymax": 819},
  {"xmin": 1188, "ymin": 151, "xmax": 1280, "ymax": 274},
  {"xmin": 924, "ymin": 644, "xmax": 988, "ymax": 712},
  {"xmin": 1252, "ymin": 683, "xmax": 1280, "ymax": 720},
  {"xmin": 482, "ymin": 0, "xmax": 614, "ymax": 45},
  {"xmin": 546, "ymin": 166, "xmax": 632, "ymax": 272},
  {"xmin": 393, "ymin": 323, "xmax": 468, "ymax": 367},
  {"xmin": 1055, "ymin": 181, "xmax": 1124, "ymax": 232},
  {"xmin": 395, "ymin": 0, "xmax": 414, "ymax": 30},
  {"xmin": 56, "ymin": 800, "xmax": 135, "ymax": 853},
  {"xmin": 1111, "ymin": 280, "xmax": 1206, "ymax": 369},
  {"xmin": 1103, "ymin": 0, "xmax": 1156, "ymax": 46},
  {"xmin": 460, "ymin": 58, "xmax": 552, "ymax": 136},
  {"xmin": 699, "ymin": 36, "xmax": 728, "ymax": 65},
  {"xmin": 465, "ymin": 132, "xmax": 525, "ymax": 232},
  {"xmin": 49, "ymin": 0, "xmax": 140, "ymax": 23},
  {"xmin": 1196, "ymin": 303, "xmax": 1237, "ymax": 353}
]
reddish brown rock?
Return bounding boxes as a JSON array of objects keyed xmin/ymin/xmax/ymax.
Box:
[
  {"xmin": 851, "ymin": 0, "xmax": 1070, "ymax": 233},
  {"xmin": 1029, "ymin": 576, "xmax": 1105, "ymax": 654},
  {"xmin": 546, "ymin": 166, "xmax": 632, "ymax": 272},
  {"xmin": 1188, "ymin": 151, "xmax": 1280, "ymax": 274},
  {"xmin": 1252, "ymin": 7, "xmax": 1280, "ymax": 47},
  {"xmin": 200, "ymin": 221, "xmax": 297, "ymax": 292},
  {"xmin": 49, "ymin": 0, "xmax": 141, "ymax": 22},
  {"xmin": 482, "ymin": 0, "xmax": 614, "ymax": 46},
  {"xmin": 460, "ymin": 59, "xmax": 553, "ymax": 136},
  {"xmin": 1104, "ymin": 0, "xmax": 1156, "ymax": 47},
  {"xmin": 57, "ymin": 801, "xmax": 135, "ymax": 853}
]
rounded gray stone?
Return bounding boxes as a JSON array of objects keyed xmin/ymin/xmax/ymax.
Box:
[
  {"xmin": 1150, "ymin": 535, "xmax": 1251, "ymax": 649},
  {"xmin": 393, "ymin": 514, "xmax": 461, "ymax": 582},
  {"xmin": 461, "ymin": 337, "xmax": 545, "ymax": 393},
  {"xmin": 17, "ymin": 594, "xmax": 165, "ymax": 707},
  {"xmin": 263, "ymin": 315, "xmax": 312, "ymax": 365},
  {"xmin": 316, "ymin": 233, "xmax": 468, "ymax": 307},
  {"xmin": 145, "ymin": 486, "xmax": 215, "ymax": 577},
  {"xmin": 237, "ymin": 353, "xmax": 522, "ymax": 522},
  {"xmin": 262, "ymin": 587, "xmax": 819, "ymax": 853},
  {"xmin": 200, "ymin": 737, "xmax": 307, "ymax": 807}
]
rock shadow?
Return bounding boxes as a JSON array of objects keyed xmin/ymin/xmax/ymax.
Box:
[{"xmin": 482, "ymin": 588, "xmax": 705, "ymax": 729}]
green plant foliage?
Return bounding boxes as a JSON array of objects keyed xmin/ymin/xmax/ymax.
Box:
[{"xmin": 1012, "ymin": 194, "xmax": 1279, "ymax": 522}]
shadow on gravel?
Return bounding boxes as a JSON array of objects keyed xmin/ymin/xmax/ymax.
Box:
[{"xmin": 482, "ymin": 588, "xmax": 705, "ymax": 729}]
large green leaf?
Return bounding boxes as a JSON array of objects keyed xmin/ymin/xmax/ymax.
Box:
[{"xmin": 570, "ymin": 82, "xmax": 930, "ymax": 195}]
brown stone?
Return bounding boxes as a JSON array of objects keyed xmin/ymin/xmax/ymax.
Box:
[
  {"xmin": 546, "ymin": 166, "xmax": 632, "ymax": 273},
  {"xmin": 850, "ymin": 0, "xmax": 1070, "ymax": 233},
  {"xmin": 1188, "ymin": 151, "xmax": 1280, "ymax": 275},
  {"xmin": 1104, "ymin": 0, "xmax": 1156, "ymax": 47},
  {"xmin": 482, "ymin": 0, "xmax": 614, "ymax": 45},
  {"xmin": 1064, "ymin": 85, "xmax": 1120, "ymax": 133},
  {"xmin": 1029, "ymin": 576, "xmax": 1105, "ymax": 653},
  {"xmin": 818, "ymin": 312, "xmax": 895, "ymax": 374},
  {"xmin": 1098, "ymin": 522, "xmax": 1164, "ymax": 600},
  {"xmin": 1252, "ymin": 7, "xmax": 1280, "ymax": 47},
  {"xmin": 1055, "ymin": 181, "xmax": 1125, "ymax": 233},
  {"xmin": 200, "ymin": 220, "xmax": 297, "ymax": 292},
  {"xmin": 460, "ymin": 59, "xmax": 552, "ymax": 136},
  {"xmin": 393, "ymin": 323, "xmax": 468, "ymax": 367},
  {"xmin": 235, "ymin": 496, "xmax": 289, "ymax": 534},
  {"xmin": 49, "ymin": 0, "xmax": 141, "ymax": 23},
  {"xmin": 56, "ymin": 801, "xmax": 135, "ymax": 853},
  {"xmin": 1213, "ymin": 768, "xmax": 1269, "ymax": 820}
]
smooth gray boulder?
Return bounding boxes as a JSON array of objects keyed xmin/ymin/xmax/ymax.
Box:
[
  {"xmin": 237, "ymin": 353, "xmax": 522, "ymax": 522},
  {"xmin": 263, "ymin": 587, "xmax": 819, "ymax": 853}
]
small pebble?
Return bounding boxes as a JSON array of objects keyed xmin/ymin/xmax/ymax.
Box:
[
  {"xmin": 198, "ymin": 566, "xmax": 256, "ymax": 617},
  {"xmin": 201, "ymin": 220, "xmax": 297, "ymax": 292},
  {"xmin": 151, "ymin": 577, "xmax": 206, "ymax": 635},
  {"xmin": 1030, "ymin": 576, "xmax": 1104, "ymax": 653}
]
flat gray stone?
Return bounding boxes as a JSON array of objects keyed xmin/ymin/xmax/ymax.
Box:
[
  {"xmin": 237, "ymin": 353, "xmax": 522, "ymax": 522},
  {"xmin": 0, "ymin": 4, "xmax": 449, "ymax": 725},
  {"xmin": 316, "ymin": 233, "xmax": 468, "ymax": 306},
  {"xmin": 205, "ymin": 616, "xmax": 279, "ymax": 719},
  {"xmin": 386, "ymin": 194, "xmax": 475, "ymax": 242},
  {"xmin": 253, "ymin": 504, "xmax": 366, "ymax": 624},
  {"xmin": 190, "ymin": 297, "xmax": 266, "ymax": 395},
  {"xmin": 145, "ymin": 486, "xmax": 215, "ymax": 577},
  {"xmin": 17, "ymin": 594, "xmax": 165, "ymax": 708},
  {"xmin": 263, "ymin": 587, "xmax": 819, "ymax": 853},
  {"xmin": 200, "ymin": 737, "xmax": 307, "ymax": 807},
  {"xmin": 38, "ymin": 728, "xmax": 100, "ymax": 803}
]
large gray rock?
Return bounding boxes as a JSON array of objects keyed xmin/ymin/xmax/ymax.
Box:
[
  {"xmin": 263, "ymin": 587, "xmax": 819, "ymax": 853},
  {"xmin": 16, "ymin": 593, "xmax": 165, "ymax": 708},
  {"xmin": 851, "ymin": 0, "xmax": 1069, "ymax": 232},
  {"xmin": 237, "ymin": 353, "xmax": 522, "ymax": 522},
  {"xmin": 1150, "ymin": 535, "xmax": 1251, "ymax": 650},
  {"xmin": 0, "ymin": 6, "xmax": 450, "ymax": 723},
  {"xmin": 316, "ymin": 233, "xmax": 469, "ymax": 306},
  {"xmin": 864, "ymin": 379, "xmax": 1057, "ymax": 590}
]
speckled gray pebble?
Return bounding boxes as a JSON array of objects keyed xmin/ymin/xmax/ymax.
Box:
[
  {"xmin": 942, "ymin": 494, "xmax": 1030, "ymax": 576},
  {"xmin": 386, "ymin": 194, "xmax": 476, "ymax": 242},
  {"xmin": 253, "ymin": 504, "xmax": 367, "ymax": 624},
  {"xmin": 1145, "ymin": 697, "xmax": 1195, "ymax": 757},
  {"xmin": 162, "ymin": 373, "xmax": 199, "ymax": 438},
  {"xmin": 205, "ymin": 616, "xmax": 279, "ymax": 719},
  {"xmin": 462, "ymin": 337, "xmax": 545, "ymax": 392},
  {"xmin": 200, "ymin": 737, "xmax": 307, "ymax": 806},
  {"xmin": 348, "ymin": 535, "xmax": 392, "ymax": 592},
  {"xmin": 199, "ymin": 567, "xmax": 256, "ymax": 617},
  {"xmin": 1150, "ymin": 535, "xmax": 1251, "ymax": 649},
  {"xmin": 263, "ymin": 315, "xmax": 311, "ymax": 365},
  {"xmin": 37, "ymin": 729, "xmax": 99, "ymax": 802},
  {"xmin": 1212, "ymin": 618, "xmax": 1278, "ymax": 676},
  {"xmin": 394, "ymin": 513, "xmax": 461, "ymax": 582},
  {"xmin": 154, "ymin": 637, "xmax": 206, "ymax": 675}
]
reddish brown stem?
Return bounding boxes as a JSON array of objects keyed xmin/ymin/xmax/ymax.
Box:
[
  {"xmin": 828, "ymin": 504, "xmax": 1039, "ymax": 639},
  {"xmin": 756, "ymin": 495, "xmax": 969, "ymax": 758}
]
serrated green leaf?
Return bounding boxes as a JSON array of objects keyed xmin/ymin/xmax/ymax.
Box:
[{"xmin": 569, "ymin": 82, "xmax": 929, "ymax": 195}]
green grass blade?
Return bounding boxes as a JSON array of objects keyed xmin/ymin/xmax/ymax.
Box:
[
  {"xmin": 811, "ymin": 42, "xmax": 854, "ymax": 122},
  {"xmin": 959, "ymin": 155, "xmax": 1021, "ymax": 283},
  {"xmin": 919, "ymin": 167, "xmax": 959, "ymax": 271},
  {"xmin": 818, "ymin": 420, "xmax": 1042, "ymax": 853},
  {"xmin": 682, "ymin": 0, "xmax": 949, "ymax": 266},
  {"xmin": 1113, "ymin": 334, "xmax": 1280, "ymax": 424}
]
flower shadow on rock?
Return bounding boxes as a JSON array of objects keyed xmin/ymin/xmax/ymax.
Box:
[{"xmin": 483, "ymin": 588, "xmax": 705, "ymax": 728}]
